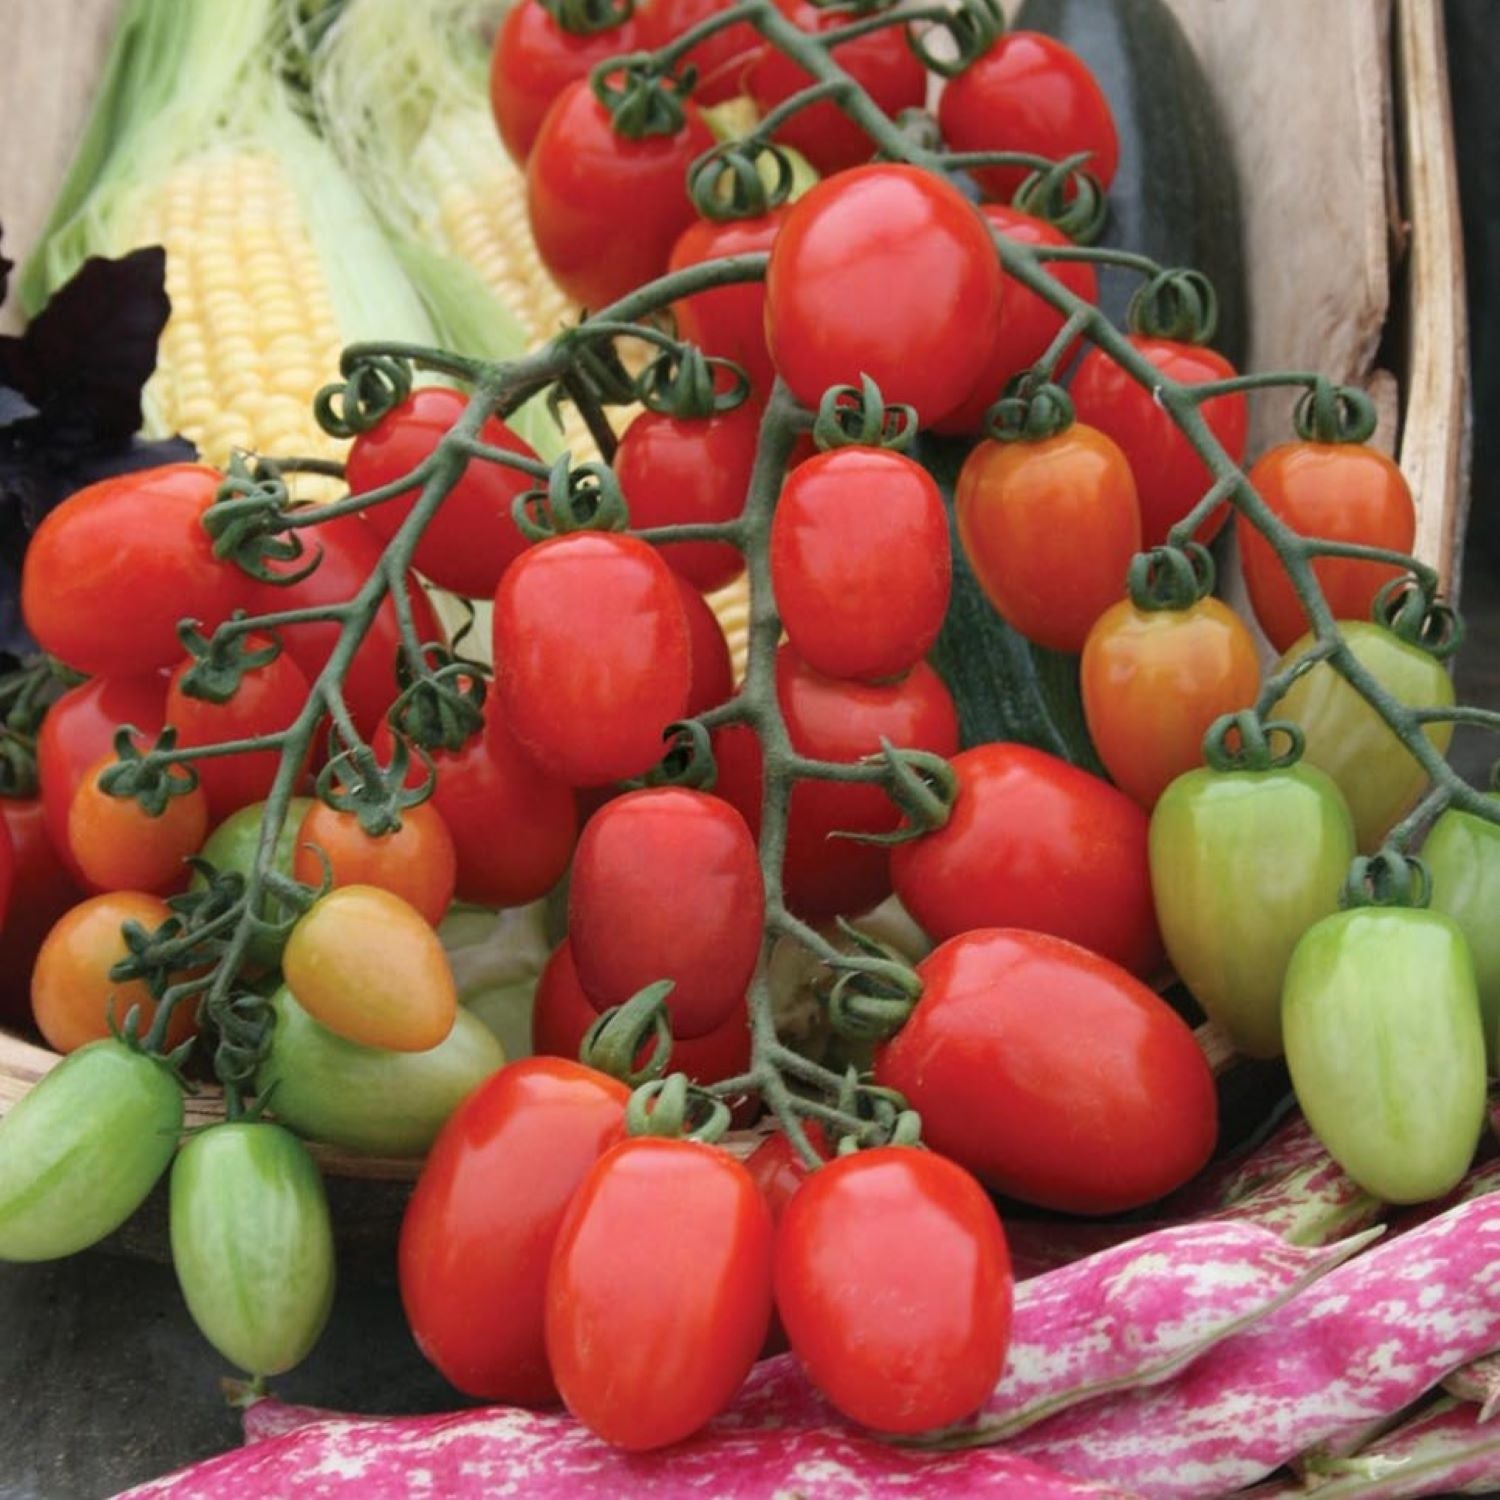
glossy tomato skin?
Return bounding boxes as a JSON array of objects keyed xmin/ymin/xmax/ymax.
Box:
[
  {"xmin": 770, "ymin": 448, "xmax": 951, "ymax": 682},
  {"xmin": 373, "ymin": 711, "xmax": 577, "ymax": 910},
  {"xmin": 350, "ymin": 389, "xmax": 542, "ymax": 599},
  {"xmin": 293, "ymin": 801, "xmax": 457, "ymax": 928},
  {"xmin": 933, "ymin": 206, "xmax": 1100, "ymax": 436},
  {"xmin": 1150, "ymin": 764, "xmax": 1356, "ymax": 1058},
  {"xmin": 1424, "ymin": 808, "xmax": 1500, "ymax": 1068},
  {"xmin": 765, "ymin": 165, "xmax": 1004, "ymax": 426},
  {"xmin": 31, "ymin": 892, "xmax": 197, "ymax": 1055},
  {"xmin": 21, "ymin": 465, "xmax": 249, "ymax": 676},
  {"xmin": 38, "ymin": 674, "xmax": 168, "ymax": 886},
  {"xmin": 746, "ymin": 0, "xmax": 926, "ymax": 174},
  {"xmin": 876, "ymin": 929, "xmax": 1217, "ymax": 1212},
  {"xmin": 250, "ymin": 515, "xmax": 440, "ymax": 741},
  {"xmin": 956, "ymin": 425, "xmax": 1141, "ymax": 653},
  {"xmin": 528, "ymin": 81, "xmax": 713, "ymax": 311},
  {"xmin": 775, "ymin": 1147, "xmax": 1013, "ymax": 1433},
  {"xmin": 1272, "ymin": 623, "xmax": 1453, "ymax": 854},
  {"xmin": 891, "ymin": 742, "xmax": 1164, "ymax": 978},
  {"xmin": 257, "ymin": 986, "xmax": 504, "ymax": 1158},
  {"xmin": 490, "ymin": 0, "xmax": 640, "ymax": 163},
  {"xmin": 282, "ymin": 885, "xmax": 457, "ymax": 1052},
  {"xmin": 1081, "ymin": 598, "xmax": 1262, "ymax": 808},
  {"xmin": 613, "ymin": 403, "xmax": 758, "ymax": 591},
  {"xmin": 67, "ymin": 754, "xmax": 209, "ymax": 896},
  {"xmin": 0, "ymin": 799, "xmax": 80, "ymax": 1027},
  {"xmin": 675, "ymin": 575, "xmax": 735, "ymax": 715},
  {"xmin": 938, "ymin": 31, "xmax": 1119, "ymax": 202},
  {"xmin": 638, "ymin": 0, "xmax": 759, "ymax": 104},
  {"xmin": 166, "ymin": 641, "xmax": 310, "ymax": 822},
  {"xmin": 194, "ymin": 798, "xmax": 313, "ymax": 969},
  {"xmin": 170, "ymin": 1122, "xmax": 335, "ymax": 1376},
  {"xmin": 669, "ymin": 213, "xmax": 783, "ymax": 398},
  {"xmin": 713, "ymin": 647, "xmax": 960, "ymax": 920},
  {"xmin": 531, "ymin": 938, "xmax": 752, "ymax": 1083},
  {"xmin": 1284, "ymin": 908, "xmax": 1485, "ymax": 1203},
  {"xmin": 1070, "ymin": 338, "xmax": 1248, "ymax": 548},
  {"xmin": 570, "ymin": 788, "xmax": 762, "ymax": 1037},
  {"xmin": 493, "ymin": 532, "xmax": 692, "ymax": 786},
  {"xmin": 400, "ymin": 1056, "xmax": 629, "ymax": 1402},
  {"xmin": 1240, "ymin": 442, "xmax": 1417, "ymax": 652},
  {"xmin": 546, "ymin": 1137, "xmax": 773, "ymax": 1449},
  {"xmin": 0, "ymin": 1040, "xmax": 183, "ymax": 1261}
]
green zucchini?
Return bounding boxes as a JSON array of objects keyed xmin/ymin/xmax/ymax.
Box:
[
  {"xmin": 921, "ymin": 433, "xmax": 1104, "ymax": 771},
  {"xmin": 1014, "ymin": 0, "xmax": 1248, "ymax": 368}
]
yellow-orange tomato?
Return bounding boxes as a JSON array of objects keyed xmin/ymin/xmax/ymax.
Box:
[
  {"xmin": 1239, "ymin": 442, "xmax": 1417, "ymax": 653},
  {"xmin": 31, "ymin": 892, "xmax": 199, "ymax": 1054},
  {"xmin": 293, "ymin": 802, "xmax": 457, "ymax": 928},
  {"xmin": 66, "ymin": 756, "xmax": 208, "ymax": 895},
  {"xmin": 956, "ymin": 424, "xmax": 1141, "ymax": 654},
  {"xmin": 282, "ymin": 885, "xmax": 457, "ymax": 1052},
  {"xmin": 1082, "ymin": 597, "xmax": 1262, "ymax": 808}
]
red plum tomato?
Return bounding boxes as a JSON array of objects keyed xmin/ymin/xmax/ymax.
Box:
[
  {"xmin": 493, "ymin": 532, "xmax": 692, "ymax": 786},
  {"xmin": 770, "ymin": 447, "xmax": 951, "ymax": 683},
  {"xmin": 764, "ymin": 165, "xmax": 1004, "ymax": 426},
  {"xmin": 775, "ymin": 1147, "xmax": 1014, "ymax": 1433},
  {"xmin": 891, "ymin": 741, "xmax": 1164, "ymax": 978},
  {"xmin": 546, "ymin": 1137, "xmax": 773, "ymax": 1449},
  {"xmin": 400, "ymin": 1056, "xmax": 629, "ymax": 1403},
  {"xmin": 875, "ymin": 929, "xmax": 1217, "ymax": 1212}
]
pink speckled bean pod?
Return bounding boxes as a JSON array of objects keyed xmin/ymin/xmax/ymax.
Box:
[
  {"xmin": 1444, "ymin": 1354, "xmax": 1500, "ymax": 1421},
  {"xmin": 1203, "ymin": 1153, "xmax": 1383, "ymax": 1247},
  {"xmin": 116, "ymin": 1398, "xmax": 1143, "ymax": 1499},
  {"xmin": 1010, "ymin": 1195, "xmax": 1500, "ymax": 1497},
  {"xmin": 1249, "ymin": 1396, "xmax": 1500, "ymax": 1498}
]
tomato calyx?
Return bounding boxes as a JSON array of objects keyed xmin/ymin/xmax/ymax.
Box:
[
  {"xmin": 625, "ymin": 1069, "xmax": 733, "ymax": 1142},
  {"xmin": 1010, "ymin": 152, "xmax": 1108, "ymax": 245},
  {"xmin": 314, "ymin": 352, "xmax": 416, "ymax": 441},
  {"xmin": 387, "ymin": 642, "xmax": 489, "ymax": 756},
  {"xmin": 811, "ymin": 376, "xmax": 918, "ymax": 453},
  {"xmin": 591, "ymin": 57, "xmax": 698, "ymax": 139},
  {"xmin": 314, "ymin": 737, "xmax": 433, "ymax": 839},
  {"xmin": 1127, "ymin": 267, "xmax": 1221, "ymax": 346},
  {"xmin": 908, "ymin": 0, "xmax": 1004, "ymax": 78},
  {"xmin": 824, "ymin": 738, "xmax": 959, "ymax": 846},
  {"xmin": 514, "ymin": 453, "xmax": 632, "ymax": 540},
  {"xmin": 1375, "ymin": 576, "xmax": 1464, "ymax": 660},
  {"xmin": 173, "ymin": 620, "xmax": 284, "ymax": 705},
  {"xmin": 1202, "ymin": 710, "xmax": 1307, "ymax": 775},
  {"xmin": 1126, "ymin": 541, "xmax": 1216, "ymax": 613},
  {"xmin": 982, "ymin": 372, "xmax": 1075, "ymax": 444},
  {"xmin": 1292, "ymin": 376, "xmax": 1379, "ymax": 446},
  {"xmin": 637, "ymin": 342, "xmax": 751, "ymax": 419},
  {"xmin": 823, "ymin": 918, "xmax": 923, "ymax": 1042},
  {"xmin": 0, "ymin": 656, "xmax": 72, "ymax": 796},
  {"xmin": 202, "ymin": 456, "xmax": 319, "ymax": 586},
  {"xmin": 580, "ymin": 980, "xmax": 679, "ymax": 1087},
  {"xmin": 1340, "ymin": 848, "xmax": 1432, "ymax": 912},
  {"xmin": 539, "ymin": 0, "xmax": 635, "ymax": 36},
  {"xmin": 688, "ymin": 139, "xmax": 797, "ymax": 222},
  {"xmin": 624, "ymin": 719, "xmax": 719, "ymax": 792},
  {"xmin": 95, "ymin": 726, "xmax": 200, "ymax": 818}
]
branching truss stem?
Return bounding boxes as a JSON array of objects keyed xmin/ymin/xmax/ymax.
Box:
[{"xmin": 111, "ymin": 0, "xmax": 1494, "ymax": 1137}]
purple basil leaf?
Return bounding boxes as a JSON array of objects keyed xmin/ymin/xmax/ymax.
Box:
[
  {"xmin": 0, "ymin": 234, "xmax": 11, "ymax": 311},
  {"xmin": 0, "ymin": 245, "xmax": 170, "ymax": 446},
  {"xmin": 0, "ymin": 388, "xmax": 37, "ymax": 427}
]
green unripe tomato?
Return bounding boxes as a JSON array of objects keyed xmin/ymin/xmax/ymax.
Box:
[
  {"xmin": 169, "ymin": 1121, "xmax": 334, "ymax": 1377},
  {"xmin": 1272, "ymin": 623, "xmax": 1453, "ymax": 854},
  {"xmin": 1424, "ymin": 806, "xmax": 1500, "ymax": 1070},
  {"xmin": 0, "ymin": 1040, "xmax": 183, "ymax": 1261},
  {"xmin": 257, "ymin": 986, "xmax": 505, "ymax": 1157},
  {"xmin": 195, "ymin": 798, "xmax": 313, "ymax": 968},
  {"xmin": 1150, "ymin": 763, "xmax": 1356, "ymax": 1058},
  {"xmin": 1283, "ymin": 906, "xmax": 1486, "ymax": 1203}
]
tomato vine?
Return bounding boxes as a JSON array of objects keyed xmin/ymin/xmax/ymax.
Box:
[{"xmin": 79, "ymin": 0, "xmax": 1495, "ymax": 1161}]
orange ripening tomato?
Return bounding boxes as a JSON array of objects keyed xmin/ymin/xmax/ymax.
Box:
[
  {"xmin": 165, "ymin": 640, "xmax": 311, "ymax": 823},
  {"xmin": 956, "ymin": 423, "xmax": 1141, "ymax": 653},
  {"xmin": 1082, "ymin": 597, "xmax": 1262, "ymax": 808},
  {"xmin": 1069, "ymin": 337, "xmax": 1248, "ymax": 548},
  {"xmin": 67, "ymin": 756, "xmax": 209, "ymax": 896},
  {"xmin": 31, "ymin": 892, "xmax": 198, "ymax": 1054},
  {"xmin": 282, "ymin": 885, "xmax": 457, "ymax": 1051},
  {"xmin": 292, "ymin": 802, "xmax": 457, "ymax": 928},
  {"xmin": 1239, "ymin": 442, "xmax": 1417, "ymax": 653}
]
